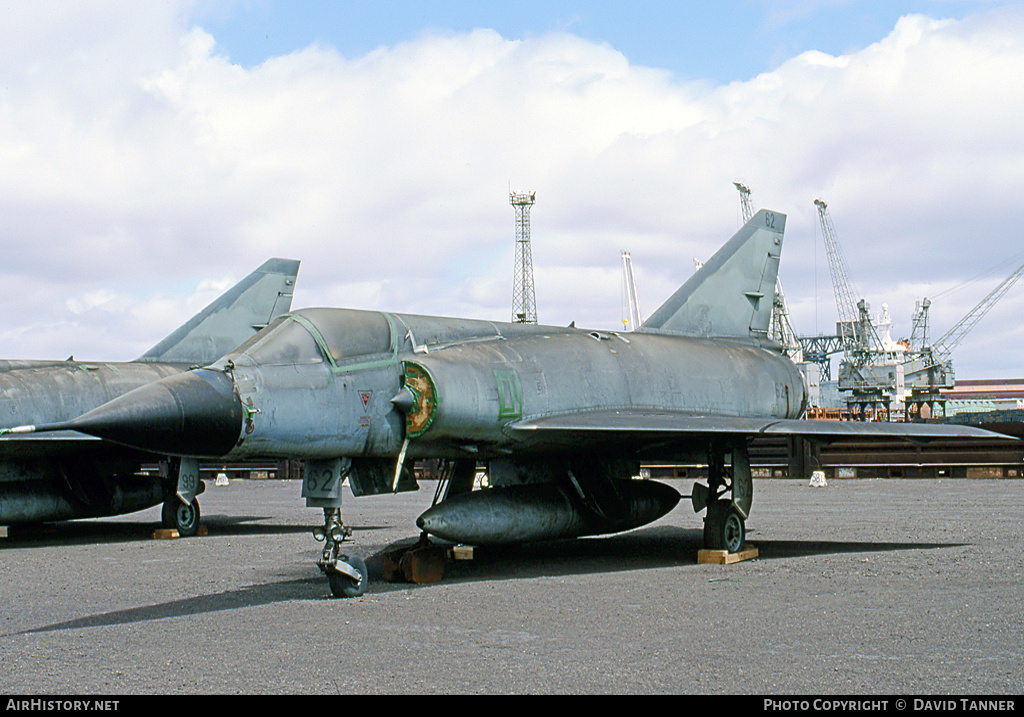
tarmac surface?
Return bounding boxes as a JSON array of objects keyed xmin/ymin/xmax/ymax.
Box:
[{"xmin": 1, "ymin": 477, "xmax": 1022, "ymax": 695}]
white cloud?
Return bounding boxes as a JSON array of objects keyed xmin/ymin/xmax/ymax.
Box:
[{"xmin": 1, "ymin": 3, "xmax": 1022, "ymax": 381}]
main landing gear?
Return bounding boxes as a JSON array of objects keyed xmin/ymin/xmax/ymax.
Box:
[
  {"xmin": 161, "ymin": 456, "xmax": 204, "ymax": 537},
  {"xmin": 703, "ymin": 498, "xmax": 745, "ymax": 553},
  {"xmin": 162, "ymin": 496, "xmax": 201, "ymax": 537},
  {"xmin": 692, "ymin": 439, "xmax": 752, "ymax": 554}
]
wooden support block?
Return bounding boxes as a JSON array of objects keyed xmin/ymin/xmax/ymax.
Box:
[
  {"xmin": 382, "ymin": 542, "xmax": 448, "ymax": 583},
  {"xmin": 698, "ymin": 544, "xmax": 758, "ymax": 565},
  {"xmin": 401, "ymin": 544, "xmax": 446, "ymax": 583},
  {"xmin": 152, "ymin": 526, "xmax": 206, "ymax": 540},
  {"xmin": 450, "ymin": 545, "xmax": 475, "ymax": 561}
]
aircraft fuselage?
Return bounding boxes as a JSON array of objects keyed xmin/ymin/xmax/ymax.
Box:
[
  {"xmin": 0, "ymin": 361, "xmax": 185, "ymax": 433},
  {"xmin": 0, "ymin": 361, "xmax": 188, "ymax": 524},
  {"xmin": 0, "ymin": 257, "xmax": 300, "ymax": 528},
  {"xmin": 218, "ymin": 308, "xmax": 809, "ymax": 462}
]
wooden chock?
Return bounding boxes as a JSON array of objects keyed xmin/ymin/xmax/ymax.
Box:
[
  {"xmin": 450, "ymin": 545, "xmax": 475, "ymax": 561},
  {"xmin": 698, "ymin": 544, "xmax": 758, "ymax": 565}
]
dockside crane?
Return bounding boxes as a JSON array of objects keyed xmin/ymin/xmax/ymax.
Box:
[
  {"xmin": 811, "ymin": 198, "xmax": 906, "ymax": 419},
  {"xmin": 799, "ymin": 201, "xmax": 862, "ymax": 381},
  {"xmin": 909, "ymin": 298, "xmax": 931, "ymax": 353},
  {"xmin": 621, "ymin": 250, "xmax": 642, "ymax": 331},
  {"xmin": 814, "ymin": 198, "xmax": 871, "ymax": 352},
  {"xmin": 902, "ymin": 257, "xmax": 1024, "ymax": 417},
  {"xmin": 932, "ymin": 259, "xmax": 1024, "ymax": 364},
  {"xmin": 816, "ymin": 195, "xmax": 1023, "ymax": 419},
  {"xmin": 734, "ymin": 181, "xmax": 754, "ymax": 223}
]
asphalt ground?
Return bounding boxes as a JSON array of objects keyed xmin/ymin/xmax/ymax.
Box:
[{"xmin": 1, "ymin": 477, "xmax": 1022, "ymax": 696}]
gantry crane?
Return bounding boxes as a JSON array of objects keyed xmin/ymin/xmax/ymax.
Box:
[
  {"xmin": 734, "ymin": 181, "xmax": 754, "ymax": 223},
  {"xmin": 815, "ymin": 196, "xmax": 1024, "ymax": 420},
  {"xmin": 901, "ymin": 258, "xmax": 1024, "ymax": 418},
  {"xmin": 621, "ymin": 250, "xmax": 642, "ymax": 331},
  {"xmin": 909, "ymin": 298, "xmax": 931, "ymax": 353},
  {"xmin": 814, "ymin": 198, "xmax": 871, "ymax": 352},
  {"xmin": 811, "ymin": 198, "xmax": 906, "ymax": 419},
  {"xmin": 797, "ymin": 201, "xmax": 850, "ymax": 382}
]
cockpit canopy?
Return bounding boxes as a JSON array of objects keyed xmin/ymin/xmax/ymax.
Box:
[{"xmin": 229, "ymin": 309, "xmax": 393, "ymax": 367}]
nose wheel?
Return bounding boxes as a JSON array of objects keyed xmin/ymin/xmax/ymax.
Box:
[
  {"xmin": 327, "ymin": 555, "xmax": 368, "ymax": 598},
  {"xmin": 313, "ymin": 508, "xmax": 367, "ymax": 598}
]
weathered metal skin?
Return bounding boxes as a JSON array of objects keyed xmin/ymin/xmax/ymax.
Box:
[
  {"xmin": 0, "ymin": 362, "xmax": 185, "ymax": 430},
  {"xmin": 0, "ymin": 361, "xmax": 188, "ymax": 523},
  {"xmin": 55, "ymin": 368, "xmax": 244, "ymax": 458},
  {"xmin": 401, "ymin": 330, "xmax": 807, "ymax": 452},
  {"xmin": 211, "ymin": 309, "xmax": 557, "ymax": 460}
]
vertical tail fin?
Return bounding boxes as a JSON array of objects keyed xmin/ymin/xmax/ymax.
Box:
[
  {"xmin": 138, "ymin": 258, "xmax": 300, "ymax": 364},
  {"xmin": 640, "ymin": 209, "xmax": 785, "ymax": 339}
]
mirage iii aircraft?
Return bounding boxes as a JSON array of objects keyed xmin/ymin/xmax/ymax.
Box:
[
  {"xmin": 0, "ymin": 258, "xmax": 298, "ymax": 535},
  {"xmin": 6, "ymin": 210, "xmax": 1002, "ymax": 597}
]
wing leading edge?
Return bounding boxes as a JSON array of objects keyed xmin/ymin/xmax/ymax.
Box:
[{"xmin": 511, "ymin": 410, "xmax": 1009, "ymax": 442}]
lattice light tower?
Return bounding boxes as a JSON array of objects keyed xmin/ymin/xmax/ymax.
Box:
[{"xmin": 510, "ymin": 191, "xmax": 538, "ymax": 324}]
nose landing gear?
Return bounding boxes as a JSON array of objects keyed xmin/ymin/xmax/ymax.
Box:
[
  {"xmin": 314, "ymin": 507, "xmax": 367, "ymax": 598},
  {"xmin": 303, "ymin": 458, "xmax": 368, "ymax": 598}
]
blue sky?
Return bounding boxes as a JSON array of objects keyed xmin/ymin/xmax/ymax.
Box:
[
  {"xmin": 199, "ymin": 1, "xmax": 1000, "ymax": 83},
  {"xmin": 1, "ymin": 1, "xmax": 1023, "ymax": 381}
]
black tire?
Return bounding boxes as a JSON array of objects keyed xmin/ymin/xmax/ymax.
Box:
[
  {"xmin": 704, "ymin": 500, "xmax": 745, "ymax": 553},
  {"xmin": 328, "ymin": 555, "xmax": 368, "ymax": 598},
  {"xmin": 162, "ymin": 497, "xmax": 201, "ymax": 537}
]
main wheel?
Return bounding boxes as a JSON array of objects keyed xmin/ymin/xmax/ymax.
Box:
[
  {"xmin": 328, "ymin": 555, "xmax": 368, "ymax": 598},
  {"xmin": 162, "ymin": 497, "xmax": 201, "ymax": 537},
  {"xmin": 704, "ymin": 499, "xmax": 745, "ymax": 553}
]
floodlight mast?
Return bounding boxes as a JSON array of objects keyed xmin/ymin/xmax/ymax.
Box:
[{"xmin": 510, "ymin": 191, "xmax": 538, "ymax": 324}]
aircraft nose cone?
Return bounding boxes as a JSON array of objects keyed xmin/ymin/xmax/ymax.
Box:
[{"xmin": 67, "ymin": 368, "xmax": 243, "ymax": 457}]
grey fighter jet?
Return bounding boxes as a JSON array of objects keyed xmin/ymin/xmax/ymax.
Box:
[
  {"xmin": 0, "ymin": 258, "xmax": 299, "ymax": 534},
  {"xmin": 9, "ymin": 211, "xmax": 1003, "ymax": 597}
]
